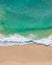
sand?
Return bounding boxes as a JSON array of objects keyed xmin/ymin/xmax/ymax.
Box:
[{"xmin": 0, "ymin": 44, "xmax": 52, "ymax": 65}]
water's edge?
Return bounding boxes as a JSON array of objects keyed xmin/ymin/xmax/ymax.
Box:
[{"xmin": 0, "ymin": 34, "xmax": 52, "ymax": 46}]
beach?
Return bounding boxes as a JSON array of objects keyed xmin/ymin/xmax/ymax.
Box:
[
  {"xmin": 0, "ymin": 44, "xmax": 52, "ymax": 65},
  {"xmin": 0, "ymin": 0, "xmax": 52, "ymax": 65}
]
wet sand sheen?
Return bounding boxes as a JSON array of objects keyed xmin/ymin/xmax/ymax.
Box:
[{"xmin": 0, "ymin": 44, "xmax": 52, "ymax": 65}]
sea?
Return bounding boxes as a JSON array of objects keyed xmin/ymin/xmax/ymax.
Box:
[{"xmin": 0, "ymin": 0, "xmax": 52, "ymax": 46}]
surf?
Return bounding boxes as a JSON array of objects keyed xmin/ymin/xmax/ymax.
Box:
[
  {"xmin": 0, "ymin": 33, "xmax": 52, "ymax": 46},
  {"xmin": 0, "ymin": 0, "xmax": 52, "ymax": 46}
]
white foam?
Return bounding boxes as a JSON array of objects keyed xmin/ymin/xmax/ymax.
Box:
[{"xmin": 0, "ymin": 34, "xmax": 52, "ymax": 46}]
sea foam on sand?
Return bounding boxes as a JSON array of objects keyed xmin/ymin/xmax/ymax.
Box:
[{"xmin": 0, "ymin": 34, "xmax": 52, "ymax": 46}]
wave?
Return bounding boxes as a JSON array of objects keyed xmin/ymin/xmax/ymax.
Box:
[{"xmin": 0, "ymin": 34, "xmax": 52, "ymax": 46}]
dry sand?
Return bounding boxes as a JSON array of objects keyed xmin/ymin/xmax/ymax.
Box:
[{"xmin": 0, "ymin": 44, "xmax": 52, "ymax": 65}]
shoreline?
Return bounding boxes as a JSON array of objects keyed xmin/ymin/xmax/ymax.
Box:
[{"xmin": 0, "ymin": 33, "xmax": 52, "ymax": 46}]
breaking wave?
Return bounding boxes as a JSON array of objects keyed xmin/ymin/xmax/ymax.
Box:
[{"xmin": 0, "ymin": 33, "xmax": 52, "ymax": 46}]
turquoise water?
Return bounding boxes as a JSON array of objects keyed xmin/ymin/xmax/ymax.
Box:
[{"xmin": 0, "ymin": 0, "xmax": 52, "ymax": 39}]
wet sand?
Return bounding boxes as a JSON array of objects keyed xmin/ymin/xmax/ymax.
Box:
[{"xmin": 0, "ymin": 44, "xmax": 52, "ymax": 65}]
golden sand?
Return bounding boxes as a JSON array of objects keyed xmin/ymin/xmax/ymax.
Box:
[{"xmin": 0, "ymin": 44, "xmax": 52, "ymax": 65}]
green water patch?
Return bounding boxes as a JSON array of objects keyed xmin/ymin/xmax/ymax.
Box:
[
  {"xmin": 1, "ymin": 29, "xmax": 52, "ymax": 39},
  {"xmin": 16, "ymin": 29, "xmax": 52, "ymax": 39}
]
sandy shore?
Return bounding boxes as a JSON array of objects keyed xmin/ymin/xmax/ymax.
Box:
[{"xmin": 0, "ymin": 44, "xmax": 52, "ymax": 65}]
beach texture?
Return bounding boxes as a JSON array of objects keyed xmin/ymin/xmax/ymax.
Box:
[{"xmin": 0, "ymin": 44, "xmax": 52, "ymax": 65}]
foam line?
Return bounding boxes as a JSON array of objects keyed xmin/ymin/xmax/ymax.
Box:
[{"xmin": 0, "ymin": 34, "xmax": 52, "ymax": 46}]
